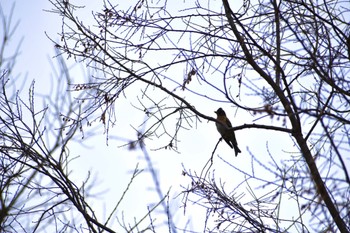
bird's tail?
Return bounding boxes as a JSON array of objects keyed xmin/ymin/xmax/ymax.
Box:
[{"xmin": 233, "ymin": 145, "xmax": 241, "ymax": 156}]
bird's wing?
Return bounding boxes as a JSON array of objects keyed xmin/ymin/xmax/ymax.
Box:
[{"xmin": 225, "ymin": 117, "xmax": 233, "ymax": 128}]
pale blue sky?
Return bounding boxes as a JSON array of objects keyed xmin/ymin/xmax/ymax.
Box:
[
  {"xmin": 0, "ymin": 1, "xmax": 305, "ymax": 232},
  {"xmin": 0, "ymin": 1, "xmax": 211, "ymax": 229}
]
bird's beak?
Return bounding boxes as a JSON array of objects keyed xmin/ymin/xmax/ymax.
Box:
[{"xmin": 214, "ymin": 111, "xmax": 217, "ymax": 114}]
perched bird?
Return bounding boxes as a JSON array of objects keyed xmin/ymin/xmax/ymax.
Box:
[{"xmin": 214, "ymin": 108, "xmax": 241, "ymax": 156}]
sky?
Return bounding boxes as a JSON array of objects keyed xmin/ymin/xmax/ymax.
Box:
[
  {"xmin": 0, "ymin": 0, "xmax": 216, "ymax": 229},
  {"xmin": 0, "ymin": 0, "xmax": 307, "ymax": 232}
]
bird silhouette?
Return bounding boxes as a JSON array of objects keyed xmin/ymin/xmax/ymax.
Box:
[{"xmin": 215, "ymin": 107, "xmax": 241, "ymax": 156}]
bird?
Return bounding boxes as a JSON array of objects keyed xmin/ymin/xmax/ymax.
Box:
[{"xmin": 214, "ymin": 107, "xmax": 241, "ymax": 156}]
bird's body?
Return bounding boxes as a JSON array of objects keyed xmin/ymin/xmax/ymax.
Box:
[{"xmin": 215, "ymin": 108, "xmax": 241, "ymax": 156}]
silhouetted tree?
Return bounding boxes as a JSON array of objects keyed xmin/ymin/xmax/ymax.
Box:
[
  {"xmin": 1, "ymin": 4, "xmax": 174, "ymax": 232},
  {"xmin": 47, "ymin": 0, "xmax": 350, "ymax": 232}
]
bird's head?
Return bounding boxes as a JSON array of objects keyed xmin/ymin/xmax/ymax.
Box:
[{"xmin": 215, "ymin": 107, "xmax": 226, "ymax": 116}]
